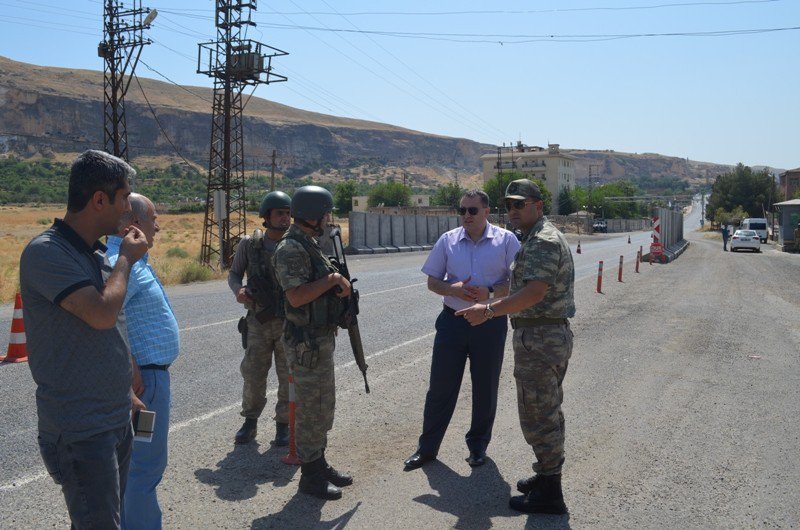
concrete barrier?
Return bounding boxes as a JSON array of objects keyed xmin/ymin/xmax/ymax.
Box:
[
  {"xmin": 427, "ymin": 216, "xmax": 440, "ymax": 245},
  {"xmin": 404, "ymin": 215, "xmax": 422, "ymax": 251},
  {"xmin": 380, "ymin": 214, "xmax": 398, "ymax": 253},
  {"xmin": 365, "ymin": 212, "xmax": 387, "ymax": 253},
  {"xmin": 448, "ymin": 216, "xmax": 459, "ymax": 231},
  {"xmin": 417, "ymin": 215, "xmax": 432, "ymax": 250},
  {"xmin": 345, "ymin": 212, "xmax": 372, "ymax": 254},
  {"xmin": 438, "ymin": 216, "xmax": 450, "ymax": 239},
  {"xmin": 391, "ymin": 215, "xmax": 411, "ymax": 252}
]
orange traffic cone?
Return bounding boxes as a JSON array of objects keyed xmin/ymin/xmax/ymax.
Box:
[
  {"xmin": 576, "ymin": 240, "xmax": 581, "ymax": 254},
  {"xmin": 2, "ymin": 293, "xmax": 28, "ymax": 363}
]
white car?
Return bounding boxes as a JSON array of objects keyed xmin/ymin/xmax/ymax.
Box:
[{"xmin": 730, "ymin": 230, "xmax": 761, "ymax": 252}]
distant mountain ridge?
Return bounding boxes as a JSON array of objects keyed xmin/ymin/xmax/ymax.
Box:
[{"xmin": 0, "ymin": 56, "xmax": 778, "ymax": 189}]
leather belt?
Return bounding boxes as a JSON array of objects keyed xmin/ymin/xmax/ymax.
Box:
[
  {"xmin": 139, "ymin": 364, "xmax": 170, "ymax": 371},
  {"xmin": 511, "ymin": 317, "xmax": 568, "ymax": 329}
]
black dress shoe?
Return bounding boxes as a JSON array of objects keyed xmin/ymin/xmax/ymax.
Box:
[
  {"xmin": 403, "ymin": 452, "xmax": 436, "ymax": 470},
  {"xmin": 465, "ymin": 451, "xmax": 486, "ymax": 467}
]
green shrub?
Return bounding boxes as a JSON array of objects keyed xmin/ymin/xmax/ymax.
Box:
[
  {"xmin": 179, "ymin": 261, "xmax": 212, "ymax": 284},
  {"xmin": 166, "ymin": 247, "xmax": 189, "ymax": 259}
]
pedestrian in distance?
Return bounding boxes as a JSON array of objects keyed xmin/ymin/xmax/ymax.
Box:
[
  {"xmin": 19, "ymin": 150, "xmax": 149, "ymax": 529},
  {"xmin": 403, "ymin": 189, "xmax": 520, "ymax": 472},
  {"xmin": 228, "ymin": 191, "xmax": 293, "ymax": 446},
  {"xmin": 722, "ymin": 224, "xmax": 730, "ymax": 251},
  {"xmin": 106, "ymin": 193, "xmax": 181, "ymax": 530},
  {"xmin": 457, "ymin": 179, "xmax": 575, "ymax": 515},
  {"xmin": 273, "ymin": 185, "xmax": 353, "ymax": 500}
]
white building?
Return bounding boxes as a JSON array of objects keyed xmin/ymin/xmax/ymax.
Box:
[{"xmin": 479, "ymin": 143, "xmax": 576, "ymax": 214}]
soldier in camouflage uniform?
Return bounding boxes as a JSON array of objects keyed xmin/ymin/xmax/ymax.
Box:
[
  {"xmin": 228, "ymin": 191, "xmax": 292, "ymax": 446},
  {"xmin": 457, "ymin": 179, "xmax": 575, "ymax": 515},
  {"xmin": 273, "ymin": 185, "xmax": 353, "ymax": 501}
]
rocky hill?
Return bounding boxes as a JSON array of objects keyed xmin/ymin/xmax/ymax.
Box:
[{"xmin": 0, "ymin": 56, "xmax": 773, "ymax": 190}]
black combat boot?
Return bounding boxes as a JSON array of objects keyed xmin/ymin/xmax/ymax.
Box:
[
  {"xmin": 234, "ymin": 418, "xmax": 258, "ymax": 444},
  {"xmin": 273, "ymin": 422, "xmax": 289, "ymax": 447},
  {"xmin": 509, "ymin": 474, "xmax": 568, "ymax": 515},
  {"xmin": 321, "ymin": 453, "xmax": 353, "ymax": 487},
  {"xmin": 299, "ymin": 458, "xmax": 342, "ymax": 500},
  {"xmin": 516, "ymin": 474, "xmax": 538, "ymax": 494}
]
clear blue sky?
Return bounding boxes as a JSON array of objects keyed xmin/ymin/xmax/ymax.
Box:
[{"xmin": 1, "ymin": 0, "xmax": 798, "ymax": 169}]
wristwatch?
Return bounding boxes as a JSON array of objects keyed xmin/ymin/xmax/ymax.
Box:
[{"xmin": 483, "ymin": 302, "xmax": 495, "ymax": 320}]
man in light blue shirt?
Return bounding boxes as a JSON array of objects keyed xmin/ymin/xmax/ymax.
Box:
[
  {"xmin": 404, "ymin": 189, "xmax": 520, "ymax": 471},
  {"xmin": 107, "ymin": 193, "xmax": 180, "ymax": 530}
]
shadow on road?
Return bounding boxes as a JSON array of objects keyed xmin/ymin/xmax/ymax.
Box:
[
  {"xmin": 250, "ymin": 497, "xmax": 360, "ymax": 529},
  {"xmin": 194, "ymin": 441, "xmax": 299, "ymax": 502},
  {"xmin": 414, "ymin": 458, "xmax": 571, "ymax": 529}
]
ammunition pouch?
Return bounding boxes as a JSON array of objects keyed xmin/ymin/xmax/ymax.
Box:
[{"xmin": 283, "ymin": 321, "xmax": 330, "ymax": 369}]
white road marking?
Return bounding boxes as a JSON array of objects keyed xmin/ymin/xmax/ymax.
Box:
[
  {"xmin": 0, "ymin": 330, "xmax": 436, "ymax": 492},
  {"xmin": 174, "ymin": 283, "xmax": 424, "ymax": 333}
]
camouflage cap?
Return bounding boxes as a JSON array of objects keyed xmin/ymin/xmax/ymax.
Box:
[{"xmin": 505, "ymin": 179, "xmax": 543, "ymax": 201}]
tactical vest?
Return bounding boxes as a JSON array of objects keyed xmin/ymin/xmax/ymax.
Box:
[
  {"xmin": 281, "ymin": 229, "xmax": 341, "ymax": 331},
  {"xmin": 246, "ymin": 230, "xmax": 283, "ymax": 319}
]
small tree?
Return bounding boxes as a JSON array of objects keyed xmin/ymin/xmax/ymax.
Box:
[
  {"xmin": 483, "ymin": 172, "xmax": 552, "ymax": 214},
  {"xmin": 368, "ymin": 181, "xmax": 411, "ymax": 207},
  {"xmin": 431, "ymin": 183, "xmax": 465, "ymax": 208},
  {"xmin": 334, "ymin": 180, "xmax": 358, "ymax": 215},
  {"xmin": 558, "ymin": 188, "xmax": 576, "ymax": 215}
]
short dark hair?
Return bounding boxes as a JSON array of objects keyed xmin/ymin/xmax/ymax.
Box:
[
  {"xmin": 67, "ymin": 150, "xmax": 135, "ymax": 213},
  {"xmin": 461, "ymin": 189, "xmax": 489, "ymax": 208}
]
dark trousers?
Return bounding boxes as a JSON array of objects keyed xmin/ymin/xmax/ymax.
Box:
[
  {"xmin": 38, "ymin": 423, "xmax": 133, "ymax": 530},
  {"xmin": 417, "ymin": 308, "xmax": 507, "ymax": 456}
]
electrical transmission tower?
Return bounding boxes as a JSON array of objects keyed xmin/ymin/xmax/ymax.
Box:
[
  {"xmin": 98, "ymin": 1, "xmax": 157, "ymax": 162},
  {"xmin": 197, "ymin": 1, "xmax": 287, "ymax": 269}
]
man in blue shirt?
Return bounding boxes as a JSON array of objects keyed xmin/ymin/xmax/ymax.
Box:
[
  {"xmin": 107, "ymin": 193, "xmax": 180, "ymax": 530},
  {"xmin": 404, "ymin": 189, "xmax": 521, "ymax": 470}
]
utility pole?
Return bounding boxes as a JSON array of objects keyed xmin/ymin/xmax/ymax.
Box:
[
  {"xmin": 98, "ymin": 1, "xmax": 157, "ymax": 163},
  {"xmin": 197, "ymin": 1, "xmax": 287, "ymax": 269}
]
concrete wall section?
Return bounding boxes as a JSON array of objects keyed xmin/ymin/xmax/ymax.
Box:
[
  {"xmin": 365, "ymin": 212, "xmax": 387, "ymax": 253},
  {"xmin": 345, "ymin": 212, "xmax": 373, "ymax": 254},
  {"xmin": 448, "ymin": 216, "xmax": 459, "ymax": 231},
  {"xmin": 391, "ymin": 215, "xmax": 411, "ymax": 252},
  {"xmin": 404, "ymin": 215, "xmax": 422, "ymax": 251},
  {"xmin": 427, "ymin": 216, "xmax": 440, "ymax": 245},
  {"xmin": 380, "ymin": 214, "xmax": 398, "ymax": 253},
  {"xmin": 417, "ymin": 215, "xmax": 432, "ymax": 250},
  {"xmin": 438, "ymin": 216, "xmax": 450, "ymax": 238}
]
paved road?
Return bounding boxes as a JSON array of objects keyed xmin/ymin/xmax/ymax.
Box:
[{"xmin": 3, "ymin": 202, "xmax": 799, "ymax": 528}]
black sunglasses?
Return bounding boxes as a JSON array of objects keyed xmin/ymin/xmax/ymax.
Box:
[
  {"xmin": 504, "ymin": 199, "xmax": 534, "ymax": 211},
  {"xmin": 458, "ymin": 206, "xmax": 481, "ymax": 216}
]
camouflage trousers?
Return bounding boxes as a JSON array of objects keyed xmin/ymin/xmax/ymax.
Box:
[
  {"xmin": 240, "ymin": 314, "xmax": 290, "ymax": 423},
  {"xmin": 282, "ymin": 332, "xmax": 336, "ymax": 463},
  {"xmin": 512, "ymin": 323, "xmax": 573, "ymax": 476}
]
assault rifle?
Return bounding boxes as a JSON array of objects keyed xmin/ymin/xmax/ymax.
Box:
[{"xmin": 328, "ymin": 226, "xmax": 370, "ymax": 394}]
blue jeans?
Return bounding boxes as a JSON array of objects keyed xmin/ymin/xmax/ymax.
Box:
[
  {"xmin": 122, "ymin": 368, "xmax": 171, "ymax": 530},
  {"xmin": 38, "ymin": 424, "xmax": 133, "ymax": 530}
]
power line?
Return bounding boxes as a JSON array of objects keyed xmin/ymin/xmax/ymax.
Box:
[
  {"xmin": 256, "ymin": 22, "xmax": 800, "ymax": 44},
  {"xmin": 133, "ymin": 73, "xmax": 197, "ymax": 169},
  {"xmin": 139, "ymin": 59, "xmax": 212, "ymax": 104},
  {"xmin": 316, "ymin": 0, "xmax": 508, "ymax": 140}
]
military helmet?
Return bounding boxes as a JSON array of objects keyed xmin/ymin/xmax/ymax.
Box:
[
  {"xmin": 291, "ymin": 185, "xmax": 334, "ymax": 221},
  {"xmin": 259, "ymin": 191, "xmax": 292, "ymax": 218}
]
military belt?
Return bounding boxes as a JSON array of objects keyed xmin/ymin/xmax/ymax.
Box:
[
  {"xmin": 139, "ymin": 364, "xmax": 170, "ymax": 371},
  {"xmin": 511, "ymin": 317, "xmax": 568, "ymax": 329}
]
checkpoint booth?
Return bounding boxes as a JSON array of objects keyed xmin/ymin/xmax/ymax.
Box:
[{"xmin": 773, "ymin": 199, "xmax": 800, "ymax": 251}]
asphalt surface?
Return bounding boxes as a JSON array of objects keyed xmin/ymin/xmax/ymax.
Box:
[{"xmin": 2, "ymin": 202, "xmax": 799, "ymax": 528}]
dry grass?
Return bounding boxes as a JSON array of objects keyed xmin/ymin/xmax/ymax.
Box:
[{"xmin": 0, "ymin": 207, "xmax": 351, "ymax": 304}]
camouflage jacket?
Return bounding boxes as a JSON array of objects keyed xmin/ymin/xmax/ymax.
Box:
[{"xmin": 510, "ymin": 217, "xmax": 576, "ymax": 319}]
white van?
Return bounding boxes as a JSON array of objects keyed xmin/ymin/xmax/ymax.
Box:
[{"xmin": 740, "ymin": 218, "xmax": 769, "ymax": 243}]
